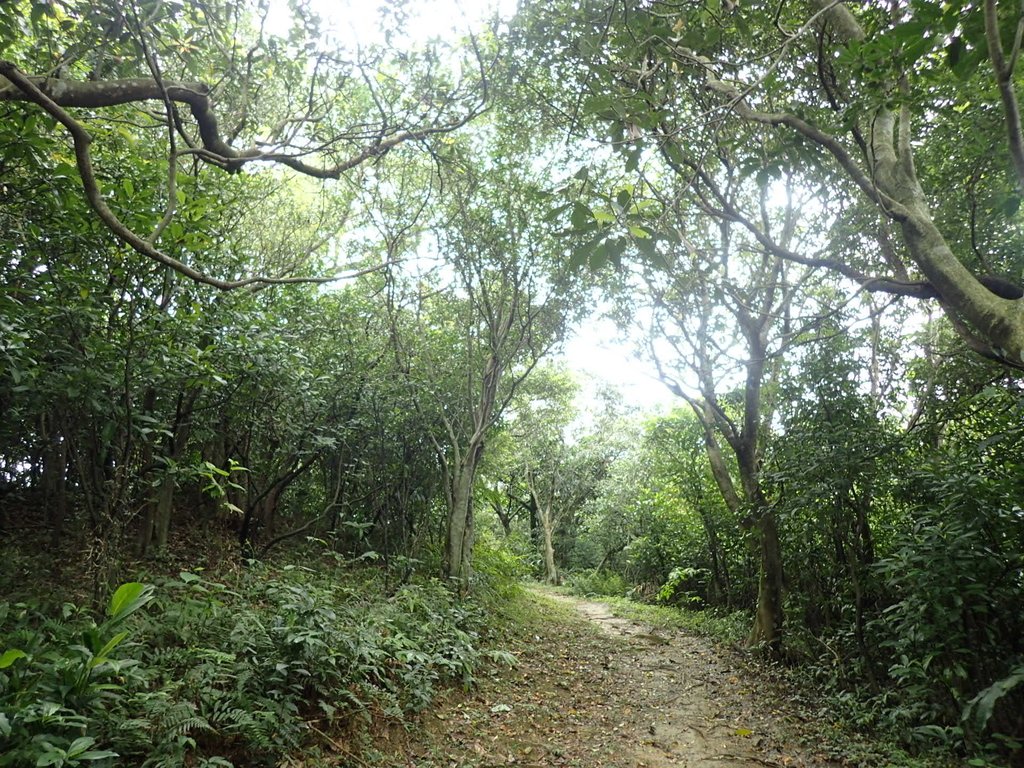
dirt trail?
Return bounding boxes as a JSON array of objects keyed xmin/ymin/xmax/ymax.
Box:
[
  {"xmin": 544, "ymin": 590, "xmax": 828, "ymax": 767},
  {"xmin": 388, "ymin": 587, "xmax": 837, "ymax": 768}
]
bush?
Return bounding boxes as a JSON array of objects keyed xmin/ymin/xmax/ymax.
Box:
[
  {"xmin": 1, "ymin": 565, "xmax": 505, "ymax": 767},
  {"xmin": 472, "ymin": 531, "xmax": 530, "ymax": 601},
  {"xmin": 566, "ymin": 569, "xmax": 629, "ymax": 598},
  {"xmin": 655, "ymin": 566, "xmax": 709, "ymax": 609},
  {"xmin": 0, "ymin": 583, "xmax": 153, "ymax": 767}
]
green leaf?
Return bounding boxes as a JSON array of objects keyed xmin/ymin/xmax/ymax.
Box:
[
  {"xmin": 67, "ymin": 737, "xmax": 96, "ymax": 758},
  {"xmin": 36, "ymin": 751, "xmax": 65, "ymax": 767},
  {"xmin": 582, "ymin": 95, "xmax": 617, "ymax": 117},
  {"xmin": 0, "ymin": 648, "xmax": 27, "ymax": 668},
  {"xmin": 78, "ymin": 751, "xmax": 118, "ymax": 762},
  {"xmin": 53, "ymin": 161, "xmax": 78, "ymax": 179},
  {"xmin": 570, "ymin": 201, "xmax": 592, "ymax": 229},
  {"xmin": 635, "ymin": 236, "xmax": 659, "ymax": 262},
  {"xmin": 106, "ymin": 582, "xmax": 154, "ymax": 623},
  {"xmin": 30, "ymin": 3, "xmax": 48, "ymax": 28},
  {"xmin": 624, "ymin": 146, "xmax": 643, "ymax": 173},
  {"xmin": 89, "ymin": 631, "xmax": 129, "ymax": 667},
  {"xmin": 122, "ymin": 179, "xmax": 134, "ymax": 197},
  {"xmin": 965, "ymin": 664, "xmax": 1024, "ymax": 730},
  {"xmin": 542, "ymin": 203, "xmax": 570, "ymax": 223}
]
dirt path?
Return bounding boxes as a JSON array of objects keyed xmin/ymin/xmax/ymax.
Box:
[
  {"xmin": 381, "ymin": 587, "xmax": 838, "ymax": 768},
  {"xmin": 542, "ymin": 590, "xmax": 830, "ymax": 767}
]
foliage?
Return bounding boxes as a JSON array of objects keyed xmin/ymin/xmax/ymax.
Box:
[
  {"xmin": 867, "ymin": 442, "xmax": 1024, "ymax": 751},
  {"xmin": 0, "ymin": 583, "xmax": 153, "ymax": 767},
  {"xmin": 565, "ymin": 569, "xmax": 629, "ymax": 599},
  {"xmin": 471, "ymin": 530, "xmax": 531, "ymax": 601},
  {"xmin": 655, "ymin": 567, "xmax": 709, "ymax": 609},
  {"xmin": 3, "ymin": 0, "xmax": 1024, "ymax": 765},
  {"xmin": 0, "ymin": 565, "xmax": 508, "ymax": 767}
]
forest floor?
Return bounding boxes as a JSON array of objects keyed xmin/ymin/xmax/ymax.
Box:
[{"xmin": 375, "ymin": 586, "xmax": 850, "ymax": 768}]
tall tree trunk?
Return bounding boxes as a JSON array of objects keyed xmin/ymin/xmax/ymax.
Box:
[
  {"xmin": 697, "ymin": 506, "xmax": 730, "ymax": 607},
  {"xmin": 444, "ymin": 349, "xmax": 504, "ymax": 594},
  {"xmin": 41, "ymin": 414, "xmax": 68, "ymax": 548},
  {"xmin": 138, "ymin": 390, "xmax": 197, "ymax": 556},
  {"xmin": 539, "ymin": 503, "xmax": 558, "ymax": 584},
  {"xmin": 152, "ymin": 473, "xmax": 177, "ymax": 551},
  {"xmin": 446, "ymin": 446, "xmax": 481, "ymax": 595},
  {"xmin": 748, "ymin": 511, "xmax": 784, "ymax": 653}
]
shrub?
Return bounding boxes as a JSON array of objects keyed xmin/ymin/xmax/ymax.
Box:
[
  {"xmin": 472, "ymin": 531, "xmax": 530, "ymax": 601},
  {"xmin": 1, "ymin": 565, "xmax": 506, "ymax": 767},
  {"xmin": 566, "ymin": 568, "xmax": 629, "ymax": 598},
  {"xmin": 655, "ymin": 566, "xmax": 709, "ymax": 609},
  {"xmin": 0, "ymin": 583, "xmax": 153, "ymax": 767}
]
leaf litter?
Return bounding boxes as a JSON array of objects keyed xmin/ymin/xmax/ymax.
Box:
[{"xmin": 374, "ymin": 587, "xmax": 841, "ymax": 768}]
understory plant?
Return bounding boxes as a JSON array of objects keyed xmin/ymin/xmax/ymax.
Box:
[{"xmin": 1, "ymin": 564, "xmax": 507, "ymax": 767}]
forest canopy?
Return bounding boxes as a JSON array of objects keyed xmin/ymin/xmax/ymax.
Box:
[{"xmin": 2, "ymin": 0, "xmax": 1023, "ymax": 766}]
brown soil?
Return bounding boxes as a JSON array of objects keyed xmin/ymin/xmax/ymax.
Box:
[{"xmin": 380, "ymin": 587, "xmax": 840, "ymax": 768}]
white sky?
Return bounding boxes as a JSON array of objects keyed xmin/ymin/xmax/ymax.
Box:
[
  {"xmin": 564, "ymin": 314, "xmax": 677, "ymax": 414},
  {"xmin": 267, "ymin": 0, "xmax": 518, "ymax": 47}
]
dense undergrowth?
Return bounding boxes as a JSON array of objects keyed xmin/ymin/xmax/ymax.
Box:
[{"xmin": 0, "ymin": 550, "xmax": 520, "ymax": 768}]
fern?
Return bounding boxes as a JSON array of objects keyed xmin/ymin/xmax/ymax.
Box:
[{"xmin": 160, "ymin": 701, "xmax": 212, "ymax": 738}]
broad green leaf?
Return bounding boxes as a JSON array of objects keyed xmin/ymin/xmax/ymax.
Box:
[
  {"xmin": 570, "ymin": 201, "xmax": 592, "ymax": 229},
  {"xmin": 67, "ymin": 737, "xmax": 96, "ymax": 758},
  {"xmin": 78, "ymin": 751, "xmax": 119, "ymax": 762},
  {"xmin": 89, "ymin": 631, "xmax": 129, "ymax": 667},
  {"xmin": 107, "ymin": 582, "xmax": 154, "ymax": 623},
  {"xmin": 35, "ymin": 751, "xmax": 65, "ymax": 767},
  {"xmin": 0, "ymin": 648, "xmax": 27, "ymax": 668}
]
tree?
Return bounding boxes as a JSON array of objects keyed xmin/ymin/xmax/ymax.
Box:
[
  {"xmin": 516, "ymin": 0, "xmax": 1024, "ymax": 369},
  {"xmin": 383, "ymin": 151, "xmax": 574, "ymax": 593},
  {"xmin": 0, "ymin": 0, "xmax": 488, "ymax": 288},
  {"xmin": 643, "ymin": 410, "xmax": 743, "ymax": 609},
  {"xmin": 491, "ymin": 366, "xmax": 615, "ymax": 584},
  {"xmin": 605, "ymin": 176, "xmax": 839, "ymax": 652}
]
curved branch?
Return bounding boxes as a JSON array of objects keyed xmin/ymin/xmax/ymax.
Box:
[
  {"xmin": 701, "ymin": 75, "xmax": 909, "ymax": 219},
  {"xmin": 0, "ymin": 61, "xmax": 393, "ymax": 290},
  {"xmin": 0, "ymin": 65, "xmax": 484, "ymax": 177}
]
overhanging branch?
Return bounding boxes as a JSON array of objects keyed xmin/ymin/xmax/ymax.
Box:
[
  {"xmin": 0, "ymin": 61, "xmax": 418, "ymax": 289},
  {"xmin": 0, "ymin": 65, "xmax": 484, "ymax": 176}
]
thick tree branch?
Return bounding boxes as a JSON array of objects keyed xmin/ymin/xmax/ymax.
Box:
[
  {"xmin": 0, "ymin": 66, "xmax": 483, "ymax": 177},
  {"xmin": 0, "ymin": 61, "xmax": 397, "ymax": 290},
  {"xmin": 701, "ymin": 75, "xmax": 908, "ymax": 219}
]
